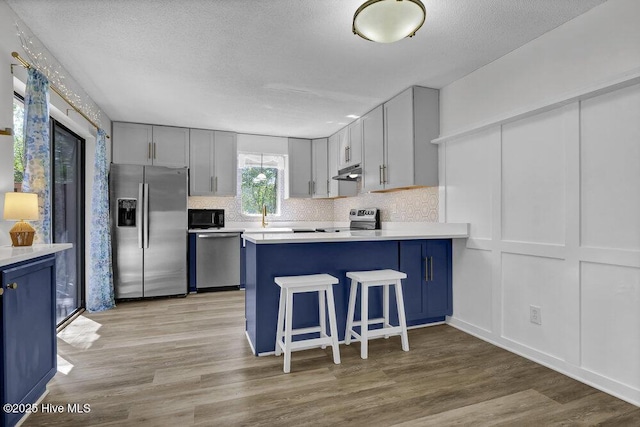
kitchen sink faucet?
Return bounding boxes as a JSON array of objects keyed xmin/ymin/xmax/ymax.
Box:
[{"xmin": 261, "ymin": 205, "xmax": 268, "ymax": 228}]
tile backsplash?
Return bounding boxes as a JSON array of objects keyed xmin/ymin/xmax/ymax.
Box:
[
  {"xmin": 189, "ymin": 195, "xmax": 335, "ymax": 222},
  {"xmin": 189, "ymin": 186, "xmax": 438, "ymax": 223},
  {"xmin": 334, "ymin": 186, "xmax": 438, "ymax": 222}
]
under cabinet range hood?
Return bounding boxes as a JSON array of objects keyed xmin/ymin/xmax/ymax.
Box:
[{"xmin": 333, "ymin": 163, "xmax": 362, "ymax": 181}]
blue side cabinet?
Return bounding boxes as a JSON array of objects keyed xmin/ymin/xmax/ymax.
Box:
[
  {"xmin": 399, "ymin": 239, "xmax": 452, "ymax": 325},
  {"xmin": 1, "ymin": 255, "xmax": 57, "ymax": 427}
]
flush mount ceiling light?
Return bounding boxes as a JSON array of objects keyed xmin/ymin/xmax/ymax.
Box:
[{"xmin": 353, "ymin": 0, "xmax": 426, "ymax": 43}]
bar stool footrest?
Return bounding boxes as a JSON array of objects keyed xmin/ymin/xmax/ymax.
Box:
[
  {"xmin": 289, "ymin": 326, "xmax": 323, "ymax": 336},
  {"xmin": 277, "ymin": 337, "xmax": 334, "ymax": 352},
  {"xmin": 347, "ymin": 326, "xmax": 403, "ymax": 341},
  {"xmin": 351, "ymin": 317, "xmax": 386, "ymax": 326}
]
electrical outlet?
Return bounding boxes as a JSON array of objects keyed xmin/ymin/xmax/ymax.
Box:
[{"xmin": 530, "ymin": 305, "xmax": 542, "ymax": 325}]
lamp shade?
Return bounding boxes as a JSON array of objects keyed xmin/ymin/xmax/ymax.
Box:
[
  {"xmin": 3, "ymin": 192, "xmax": 39, "ymax": 221},
  {"xmin": 353, "ymin": 0, "xmax": 426, "ymax": 43}
]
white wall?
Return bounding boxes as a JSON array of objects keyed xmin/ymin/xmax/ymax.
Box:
[
  {"xmin": 440, "ymin": 0, "xmax": 640, "ymax": 136},
  {"xmin": 236, "ymin": 133, "xmax": 288, "ymax": 155},
  {"xmin": 439, "ymin": 0, "xmax": 640, "ymax": 406},
  {"xmin": 0, "ymin": 2, "xmax": 112, "ymax": 293}
]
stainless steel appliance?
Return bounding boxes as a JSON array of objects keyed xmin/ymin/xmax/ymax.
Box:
[
  {"xmin": 196, "ymin": 232, "xmax": 241, "ymax": 290},
  {"xmin": 333, "ymin": 164, "xmax": 362, "ymax": 181},
  {"xmin": 316, "ymin": 208, "xmax": 381, "ymax": 232},
  {"xmin": 188, "ymin": 208, "xmax": 224, "ymax": 229},
  {"xmin": 110, "ymin": 164, "xmax": 188, "ymax": 299}
]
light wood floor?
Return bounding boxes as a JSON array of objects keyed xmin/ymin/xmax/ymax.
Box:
[{"xmin": 25, "ymin": 291, "xmax": 639, "ymax": 426}]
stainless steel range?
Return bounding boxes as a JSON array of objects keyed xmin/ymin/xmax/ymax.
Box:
[{"xmin": 316, "ymin": 208, "xmax": 381, "ymax": 232}]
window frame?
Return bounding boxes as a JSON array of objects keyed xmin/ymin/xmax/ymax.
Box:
[{"xmin": 238, "ymin": 152, "xmax": 285, "ymax": 217}]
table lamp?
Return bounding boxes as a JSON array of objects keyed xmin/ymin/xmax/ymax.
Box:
[{"xmin": 3, "ymin": 192, "xmax": 39, "ymax": 246}]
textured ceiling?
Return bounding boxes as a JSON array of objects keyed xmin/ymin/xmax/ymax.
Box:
[{"xmin": 7, "ymin": 0, "xmax": 607, "ymax": 139}]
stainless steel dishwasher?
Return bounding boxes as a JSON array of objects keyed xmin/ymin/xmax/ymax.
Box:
[{"xmin": 196, "ymin": 232, "xmax": 241, "ymax": 290}]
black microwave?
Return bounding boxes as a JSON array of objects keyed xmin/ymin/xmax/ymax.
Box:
[{"xmin": 188, "ymin": 209, "xmax": 225, "ymax": 229}]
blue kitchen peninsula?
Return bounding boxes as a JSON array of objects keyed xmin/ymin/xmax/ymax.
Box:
[
  {"xmin": 1, "ymin": 243, "xmax": 72, "ymax": 427},
  {"xmin": 242, "ymin": 225, "xmax": 468, "ymax": 355}
]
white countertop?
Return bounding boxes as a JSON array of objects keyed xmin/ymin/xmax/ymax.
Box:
[
  {"xmin": 189, "ymin": 227, "xmax": 317, "ymax": 234},
  {"xmin": 242, "ymin": 223, "xmax": 469, "ymax": 244},
  {"xmin": 0, "ymin": 243, "xmax": 73, "ymax": 268}
]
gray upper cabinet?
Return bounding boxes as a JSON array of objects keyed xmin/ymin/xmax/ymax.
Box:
[
  {"xmin": 362, "ymin": 105, "xmax": 385, "ymax": 192},
  {"xmin": 312, "ymin": 138, "xmax": 329, "ymax": 198},
  {"xmin": 348, "ymin": 118, "xmax": 362, "ymax": 167},
  {"xmin": 338, "ymin": 121, "xmax": 362, "ymax": 170},
  {"xmin": 112, "ymin": 122, "xmax": 189, "ymax": 168},
  {"xmin": 288, "ymin": 138, "xmax": 312, "ymax": 198},
  {"xmin": 112, "ymin": 122, "xmax": 153, "ymax": 165},
  {"xmin": 363, "ymin": 86, "xmax": 439, "ymax": 192},
  {"xmin": 328, "ymin": 133, "xmax": 358, "ymax": 198},
  {"xmin": 189, "ymin": 129, "xmax": 237, "ymax": 196},
  {"xmin": 213, "ymin": 131, "xmax": 237, "ymax": 196},
  {"xmin": 152, "ymin": 126, "xmax": 190, "ymax": 168},
  {"xmin": 328, "ymin": 133, "xmax": 340, "ymax": 197}
]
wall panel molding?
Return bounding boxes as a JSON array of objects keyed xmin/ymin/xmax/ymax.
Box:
[
  {"xmin": 445, "ymin": 78, "xmax": 640, "ymax": 406},
  {"xmin": 499, "ymin": 241, "xmax": 566, "ymax": 260},
  {"xmin": 579, "ymin": 247, "xmax": 640, "ymax": 269}
]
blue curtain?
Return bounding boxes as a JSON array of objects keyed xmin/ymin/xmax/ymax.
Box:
[
  {"xmin": 21, "ymin": 68, "xmax": 51, "ymax": 244},
  {"xmin": 87, "ymin": 129, "xmax": 115, "ymax": 312}
]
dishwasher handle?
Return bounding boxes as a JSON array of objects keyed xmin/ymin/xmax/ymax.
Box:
[{"xmin": 198, "ymin": 233, "xmax": 240, "ymax": 239}]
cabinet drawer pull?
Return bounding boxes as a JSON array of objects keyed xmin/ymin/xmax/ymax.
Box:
[
  {"xmin": 153, "ymin": 142, "xmax": 157, "ymax": 159},
  {"xmin": 148, "ymin": 142, "xmax": 152, "ymax": 159},
  {"xmin": 210, "ymin": 176, "xmax": 214, "ymax": 192},
  {"xmin": 383, "ymin": 165, "xmax": 387, "ymax": 184},
  {"xmin": 7, "ymin": 282, "xmax": 18, "ymax": 290},
  {"xmin": 215, "ymin": 176, "xmax": 218, "ymax": 192},
  {"xmin": 379, "ymin": 165, "xmax": 383, "ymax": 185}
]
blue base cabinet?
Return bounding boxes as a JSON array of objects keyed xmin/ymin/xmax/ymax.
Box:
[
  {"xmin": 399, "ymin": 239, "xmax": 452, "ymax": 325},
  {"xmin": 188, "ymin": 233, "xmax": 197, "ymax": 292},
  {"xmin": 245, "ymin": 239, "xmax": 453, "ymax": 355},
  {"xmin": 1, "ymin": 255, "xmax": 57, "ymax": 427},
  {"xmin": 240, "ymin": 242, "xmax": 246, "ymax": 289},
  {"xmin": 245, "ymin": 240, "xmax": 401, "ymax": 354}
]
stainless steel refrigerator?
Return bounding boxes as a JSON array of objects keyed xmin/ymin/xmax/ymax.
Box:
[{"xmin": 110, "ymin": 164, "xmax": 188, "ymax": 299}]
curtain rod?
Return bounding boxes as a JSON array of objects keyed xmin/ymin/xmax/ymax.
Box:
[{"xmin": 11, "ymin": 51, "xmax": 110, "ymax": 139}]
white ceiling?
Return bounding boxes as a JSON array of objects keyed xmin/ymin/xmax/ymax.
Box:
[{"xmin": 7, "ymin": 0, "xmax": 607, "ymax": 139}]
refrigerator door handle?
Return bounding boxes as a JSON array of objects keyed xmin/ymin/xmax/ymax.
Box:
[
  {"xmin": 143, "ymin": 183, "xmax": 150, "ymax": 248},
  {"xmin": 137, "ymin": 183, "xmax": 144, "ymax": 248}
]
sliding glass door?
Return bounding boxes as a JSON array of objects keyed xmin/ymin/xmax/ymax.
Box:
[
  {"xmin": 52, "ymin": 120, "xmax": 85, "ymax": 325},
  {"xmin": 13, "ymin": 95, "xmax": 86, "ymax": 326}
]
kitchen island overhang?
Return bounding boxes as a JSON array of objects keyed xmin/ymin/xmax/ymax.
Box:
[{"xmin": 243, "ymin": 224, "xmax": 468, "ymax": 356}]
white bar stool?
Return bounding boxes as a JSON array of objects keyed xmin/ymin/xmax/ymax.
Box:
[
  {"xmin": 274, "ymin": 274, "xmax": 341, "ymax": 373},
  {"xmin": 345, "ymin": 269, "xmax": 409, "ymax": 359}
]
